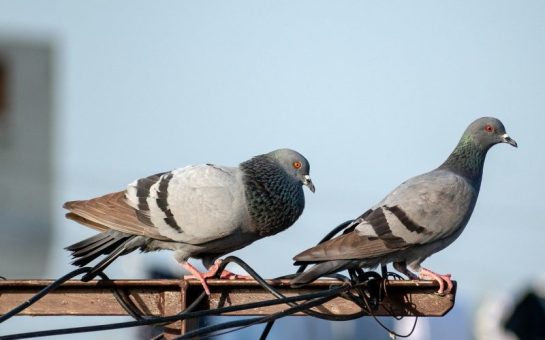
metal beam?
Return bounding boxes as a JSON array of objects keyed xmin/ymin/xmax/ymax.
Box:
[{"xmin": 0, "ymin": 279, "xmax": 456, "ymax": 338}]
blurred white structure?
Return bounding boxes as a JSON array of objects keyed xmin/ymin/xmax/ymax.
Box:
[{"xmin": 474, "ymin": 292, "xmax": 517, "ymax": 340}]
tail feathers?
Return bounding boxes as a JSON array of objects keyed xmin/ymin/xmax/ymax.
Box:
[
  {"xmin": 71, "ymin": 237, "xmax": 127, "ymax": 267},
  {"xmin": 291, "ymin": 260, "xmax": 352, "ymax": 288},
  {"xmin": 66, "ymin": 232, "xmax": 138, "ymax": 280},
  {"xmin": 71, "ymin": 235, "xmax": 120, "ymax": 258},
  {"xmin": 80, "ymin": 241, "xmax": 134, "ymax": 281},
  {"xmin": 65, "ymin": 232, "xmax": 109, "ymax": 251}
]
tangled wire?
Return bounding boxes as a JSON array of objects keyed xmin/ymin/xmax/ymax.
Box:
[{"xmin": 0, "ymin": 220, "xmax": 419, "ymax": 340}]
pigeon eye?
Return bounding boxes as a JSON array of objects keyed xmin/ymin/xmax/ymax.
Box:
[
  {"xmin": 484, "ymin": 125, "xmax": 494, "ymax": 133},
  {"xmin": 293, "ymin": 161, "xmax": 302, "ymax": 169}
]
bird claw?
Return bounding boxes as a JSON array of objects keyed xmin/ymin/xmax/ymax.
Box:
[
  {"xmin": 218, "ymin": 271, "xmax": 253, "ymax": 280},
  {"xmin": 182, "ymin": 272, "xmax": 212, "ymax": 295},
  {"xmin": 181, "ymin": 260, "xmax": 225, "ymax": 295},
  {"xmin": 203, "ymin": 259, "xmax": 252, "ymax": 280},
  {"xmin": 181, "ymin": 259, "xmax": 253, "ymax": 294},
  {"xmin": 418, "ymin": 268, "xmax": 453, "ymax": 295}
]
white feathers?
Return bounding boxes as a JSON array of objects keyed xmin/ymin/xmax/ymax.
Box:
[
  {"xmin": 125, "ymin": 180, "xmax": 140, "ymax": 210},
  {"xmin": 125, "ymin": 164, "xmax": 250, "ymax": 245}
]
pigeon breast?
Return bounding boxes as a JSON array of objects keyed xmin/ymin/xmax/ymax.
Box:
[{"xmin": 240, "ymin": 155, "xmax": 306, "ymax": 237}]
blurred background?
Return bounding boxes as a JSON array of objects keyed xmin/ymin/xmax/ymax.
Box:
[{"xmin": 0, "ymin": 1, "xmax": 544, "ymax": 339}]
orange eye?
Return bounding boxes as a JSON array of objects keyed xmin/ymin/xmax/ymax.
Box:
[
  {"xmin": 484, "ymin": 124, "xmax": 494, "ymax": 133},
  {"xmin": 293, "ymin": 161, "xmax": 302, "ymax": 169}
]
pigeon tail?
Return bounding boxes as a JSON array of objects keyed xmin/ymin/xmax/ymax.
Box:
[
  {"xmin": 291, "ymin": 260, "xmax": 351, "ymax": 287},
  {"xmin": 65, "ymin": 231, "xmax": 138, "ymax": 281}
]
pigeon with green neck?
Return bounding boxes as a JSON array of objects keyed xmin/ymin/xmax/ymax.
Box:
[
  {"xmin": 292, "ymin": 117, "xmax": 517, "ymax": 294},
  {"xmin": 64, "ymin": 148, "xmax": 315, "ymax": 295}
]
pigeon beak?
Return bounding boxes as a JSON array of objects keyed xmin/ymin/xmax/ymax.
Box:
[
  {"xmin": 303, "ymin": 175, "xmax": 315, "ymax": 193},
  {"xmin": 502, "ymin": 133, "xmax": 518, "ymax": 148}
]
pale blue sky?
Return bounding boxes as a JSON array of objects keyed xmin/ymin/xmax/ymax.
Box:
[{"xmin": 1, "ymin": 1, "xmax": 544, "ymax": 339}]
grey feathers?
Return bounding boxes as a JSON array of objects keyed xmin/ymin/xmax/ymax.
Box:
[
  {"xmin": 292, "ymin": 117, "xmax": 517, "ymax": 287},
  {"xmin": 65, "ymin": 148, "xmax": 314, "ymax": 280}
]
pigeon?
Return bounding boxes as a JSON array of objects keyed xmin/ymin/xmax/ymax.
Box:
[
  {"xmin": 292, "ymin": 117, "xmax": 516, "ymax": 294},
  {"xmin": 64, "ymin": 148, "xmax": 315, "ymax": 294}
]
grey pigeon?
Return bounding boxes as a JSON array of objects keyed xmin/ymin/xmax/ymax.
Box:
[
  {"xmin": 292, "ymin": 117, "xmax": 516, "ymax": 294},
  {"xmin": 65, "ymin": 148, "xmax": 314, "ymax": 294}
]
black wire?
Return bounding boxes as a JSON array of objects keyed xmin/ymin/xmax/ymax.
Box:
[
  {"xmin": 220, "ymin": 256, "xmax": 359, "ymax": 321},
  {"xmin": 295, "ymin": 219, "xmax": 354, "ymax": 274},
  {"xmin": 360, "ymin": 287, "xmax": 418, "ymax": 338},
  {"xmin": 353, "ymin": 269, "xmax": 419, "ymax": 337},
  {"xmin": 0, "ymin": 267, "xmax": 160, "ymax": 325},
  {"xmin": 182, "ymin": 292, "xmax": 340, "ymax": 339},
  {"xmin": 381, "ymin": 265, "xmax": 388, "ymax": 278},
  {"xmin": 316, "ymin": 219, "xmax": 355, "ymax": 244},
  {"xmin": 0, "ymin": 285, "xmax": 349, "ymax": 339},
  {"xmin": 259, "ymin": 219, "xmax": 356, "ymax": 340},
  {"xmin": 0, "ymin": 253, "xmax": 420, "ymax": 339},
  {"xmin": 277, "ymin": 211, "xmax": 420, "ymax": 340},
  {"xmin": 146, "ymin": 291, "xmax": 208, "ymax": 330},
  {"xmin": 0, "ymin": 267, "xmax": 91, "ymax": 324},
  {"xmin": 0, "ymin": 266, "xmax": 206, "ymax": 338},
  {"xmin": 259, "ymin": 321, "xmax": 275, "ymax": 340},
  {"xmin": 254, "ymin": 220, "xmax": 357, "ymax": 340},
  {"xmin": 183, "ymin": 291, "xmax": 208, "ymax": 313},
  {"xmin": 219, "ymin": 256, "xmax": 378, "ymax": 340},
  {"xmin": 175, "ymin": 289, "xmax": 341, "ymax": 339},
  {"xmin": 93, "ymin": 271, "xmax": 147, "ymax": 321}
]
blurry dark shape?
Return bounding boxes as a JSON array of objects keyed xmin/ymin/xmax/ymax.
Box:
[
  {"xmin": 147, "ymin": 267, "xmax": 179, "ymax": 280},
  {"xmin": 504, "ymin": 290, "xmax": 545, "ymax": 340},
  {"xmin": 0, "ymin": 36, "xmax": 54, "ymax": 277}
]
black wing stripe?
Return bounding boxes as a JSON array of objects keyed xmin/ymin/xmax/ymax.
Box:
[
  {"xmin": 156, "ymin": 173, "xmax": 183, "ymax": 233},
  {"xmin": 135, "ymin": 172, "xmax": 166, "ymax": 210},
  {"xmin": 383, "ymin": 205, "xmax": 430, "ymax": 235},
  {"xmin": 366, "ymin": 207, "xmax": 407, "ymax": 248}
]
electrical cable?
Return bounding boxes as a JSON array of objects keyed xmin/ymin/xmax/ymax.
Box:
[
  {"xmin": 0, "ymin": 267, "xmax": 91, "ymax": 324},
  {"xmin": 0, "ymin": 217, "xmax": 421, "ymax": 340},
  {"xmin": 0, "ymin": 282, "xmax": 350, "ymax": 340}
]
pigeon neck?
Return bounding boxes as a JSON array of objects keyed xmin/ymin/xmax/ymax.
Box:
[
  {"xmin": 439, "ymin": 134, "xmax": 488, "ymax": 189},
  {"xmin": 240, "ymin": 155, "xmax": 305, "ymax": 237}
]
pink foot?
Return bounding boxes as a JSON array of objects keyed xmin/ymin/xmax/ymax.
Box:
[
  {"xmin": 418, "ymin": 268, "xmax": 453, "ymax": 294},
  {"xmin": 181, "ymin": 260, "xmax": 253, "ymax": 294},
  {"xmin": 217, "ymin": 270, "xmax": 253, "ymax": 280},
  {"xmin": 182, "ymin": 260, "xmax": 227, "ymax": 295}
]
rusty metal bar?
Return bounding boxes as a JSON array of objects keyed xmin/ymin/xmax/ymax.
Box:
[{"xmin": 0, "ymin": 278, "xmax": 456, "ymax": 337}]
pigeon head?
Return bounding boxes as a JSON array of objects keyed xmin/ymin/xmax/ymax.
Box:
[
  {"xmin": 440, "ymin": 116, "xmax": 517, "ymax": 188},
  {"xmin": 464, "ymin": 117, "xmax": 518, "ymax": 151},
  {"xmin": 267, "ymin": 148, "xmax": 315, "ymax": 193}
]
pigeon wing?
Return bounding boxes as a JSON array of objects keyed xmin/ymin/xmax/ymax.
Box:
[
  {"xmin": 295, "ymin": 169, "xmax": 476, "ymax": 262},
  {"xmin": 125, "ymin": 164, "xmax": 249, "ymax": 245},
  {"xmin": 64, "ymin": 191, "xmax": 169, "ymax": 240}
]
